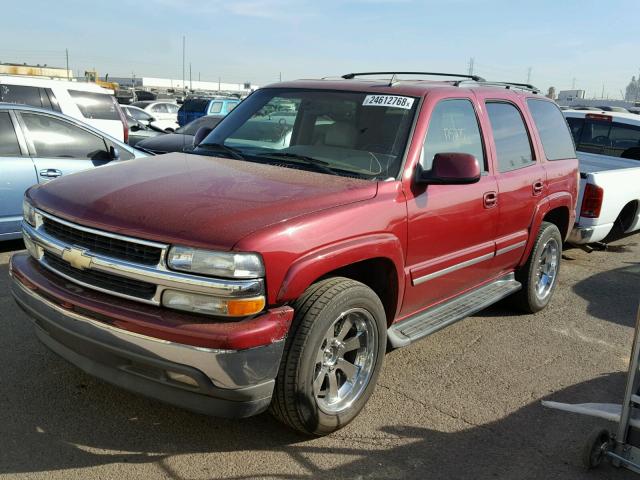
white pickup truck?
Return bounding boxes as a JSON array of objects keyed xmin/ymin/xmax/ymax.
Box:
[{"xmin": 563, "ymin": 110, "xmax": 640, "ymax": 244}]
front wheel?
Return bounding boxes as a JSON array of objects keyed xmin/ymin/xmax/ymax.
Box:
[
  {"xmin": 269, "ymin": 277, "xmax": 387, "ymax": 435},
  {"xmin": 511, "ymin": 221, "xmax": 563, "ymax": 313}
]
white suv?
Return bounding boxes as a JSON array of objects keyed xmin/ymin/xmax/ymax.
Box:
[{"xmin": 0, "ymin": 75, "xmax": 127, "ymax": 141}]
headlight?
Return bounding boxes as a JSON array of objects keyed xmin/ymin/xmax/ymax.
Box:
[
  {"xmin": 162, "ymin": 290, "xmax": 265, "ymax": 317},
  {"xmin": 23, "ymin": 199, "xmax": 36, "ymax": 227},
  {"xmin": 167, "ymin": 246, "xmax": 264, "ymax": 279}
]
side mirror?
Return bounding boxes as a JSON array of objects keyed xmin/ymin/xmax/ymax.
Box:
[
  {"xmin": 417, "ymin": 153, "xmax": 481, "ymax": 185},
  {"xmin": 109, "ymin": 145, "xmax": 121, "ymax": 161},
  {"xmin": 130, "ymin": 122, "xmax": 142, "ymax": 132},
  {"xmin": 193, "ymin": 126, "xmax": 214, "ymax": 147}
]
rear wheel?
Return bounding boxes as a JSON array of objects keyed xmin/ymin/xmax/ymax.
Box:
[
  {"xmin": 582, "ymin": 428, "xmax": 611, "ymax": 469},
  {"xmin": 511, "ymin": 221, "xmax": 562, "ymax": 313},
  {"xmin": 269, "ymin": 277, "xmax": 387, "ymax": 435}
]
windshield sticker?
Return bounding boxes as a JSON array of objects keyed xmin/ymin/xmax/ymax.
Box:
[{"xmin": 363, "ymin": 95, "xmax": 415, "ymax": 110}]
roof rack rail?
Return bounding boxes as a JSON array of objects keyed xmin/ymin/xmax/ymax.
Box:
[
  {"xmin": 456, "ymin": 79, "xmax": 541, "ymax": 94},
  {"xmin": 341, "ymin": 71, "xmax": 486, "ymax": 83}
]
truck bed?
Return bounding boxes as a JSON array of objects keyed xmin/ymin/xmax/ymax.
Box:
[{"xmin": 578, "ymin": 151, "xmax": 640, "ymax": 175}]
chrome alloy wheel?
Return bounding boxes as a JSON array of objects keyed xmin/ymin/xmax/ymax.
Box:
[
  {"xmin": 313, "ymin": 308, "xmax": 378, "ymax": 414},
  {"xmin": 535, "ymin": 238, "xmax": 559, "ymax": 300}
]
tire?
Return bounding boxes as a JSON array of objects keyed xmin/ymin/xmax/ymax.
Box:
[
  {"xmin": 511, "ymin": 221, "xmax": 563, "ymax": 313},
  {"xmin": 269, "ymin": 277, "xmax": 387, "ymax": 436},
  {"xmin": 582, "ymin": 428, "xmax": 611, "ymax": 469}
]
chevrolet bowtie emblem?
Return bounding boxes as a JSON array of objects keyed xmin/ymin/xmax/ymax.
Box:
[{"xmin": 61, "ymin": 247, "xmax": 93, "ymax": 270}]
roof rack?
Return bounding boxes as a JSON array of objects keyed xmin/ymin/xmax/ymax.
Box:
[
  {"xmin": 340, "ymin": 71, "xmax": 486, "ymax": 85},
  {"xmin": 455, "ymin": 79, "xmax": 540, "ymax": 94}
]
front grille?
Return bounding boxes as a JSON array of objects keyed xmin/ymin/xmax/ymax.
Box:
[
  {"xmin": 42, "ymin": 217, "xmax": 162, "ymax": 266},
  {"xmin": 44, "ymin": 252, "xmax": 157, "ymax": 299}
]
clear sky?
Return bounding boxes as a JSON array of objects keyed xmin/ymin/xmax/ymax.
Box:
[{"xmin": 1, "ymin": 0, "xmax": 638, "ymax": 99}]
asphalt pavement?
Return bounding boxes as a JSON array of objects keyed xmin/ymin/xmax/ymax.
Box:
[{"xmin": 1, "ymin": 235, "xmax": 639, "ymax": 479}]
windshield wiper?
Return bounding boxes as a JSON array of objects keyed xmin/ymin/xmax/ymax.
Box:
[
  {"xmin": 196, "ymin": 143, "xmax": 245, "ymax": 160},
  {"xmin": 254, "ymin": 152, "xmax": 336, "ymax": 175}
]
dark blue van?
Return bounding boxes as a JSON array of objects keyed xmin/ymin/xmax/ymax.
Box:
[{"xmin": 177, "ymin": 97, "xmax": 240, "ymax": 126}]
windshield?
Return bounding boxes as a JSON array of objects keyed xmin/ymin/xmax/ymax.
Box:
[{"xmin": 197, "ymin": 88, "xmax": 418, "ymax": 179}]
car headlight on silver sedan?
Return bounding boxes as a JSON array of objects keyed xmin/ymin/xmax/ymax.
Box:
[{"xmin": 167, "ymin": 246, "xmax": 264, "ymax": 279}]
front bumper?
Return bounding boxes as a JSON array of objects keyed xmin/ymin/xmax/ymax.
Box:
[{"xmin": 10, "ymin": 253, "xmax": 293, "ymax": 418}]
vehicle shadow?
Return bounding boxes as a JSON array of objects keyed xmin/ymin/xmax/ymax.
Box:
[
  {"xmin": 572, "ymin": 262, "xmax": 640, "ymax": 326},
  {"xmin": 0, "ymin": 256, "xmax": 631, "ymax": 479}
]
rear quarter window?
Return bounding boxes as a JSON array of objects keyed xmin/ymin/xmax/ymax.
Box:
[
  {"xmin": 0, "ymin": 84, "xmax": 42, "ymax": 107},
  {"xmin": 527, "ymin": 99, "xmax": 576, "ymax": 160},
  {"xmin": 68, "ymin": 90, "xmax": 120, "ymax": 120}
]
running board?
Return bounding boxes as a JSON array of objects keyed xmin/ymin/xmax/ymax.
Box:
[{"xmin": 388, "ymin": 273, "xmax": 522, "ymax": 348}]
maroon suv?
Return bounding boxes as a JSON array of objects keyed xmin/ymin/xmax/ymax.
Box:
[{"xmin": 10, "ymin": 72, "xmax": 578, "ymax": 435}]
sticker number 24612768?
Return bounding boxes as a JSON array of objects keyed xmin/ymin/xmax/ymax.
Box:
[{"xmin": 362, "ymin": 95, "xmax": 415, "ymax": 110}]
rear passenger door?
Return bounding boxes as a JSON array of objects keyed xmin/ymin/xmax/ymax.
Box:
[
  {"xmin": 18, "ymin": 112, "xmax": 112, "ymax": 181},
  {"xmin": 0, "ymin": 111, "xmax": 37, "ymax": 237},
  {"xmin": 481, "ymin": 98, "xmax": 547, "ymax": 272}
]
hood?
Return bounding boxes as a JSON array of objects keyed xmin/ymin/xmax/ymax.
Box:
[{"xmin": 28, "ymin": 153, "xmax": 378, "ymax": 250}]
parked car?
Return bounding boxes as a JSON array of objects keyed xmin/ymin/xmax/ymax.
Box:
[
  {"xmin": 0, "ymin": 74, "xmax": 128, "ymax": 141},
  {"xmin": 177, "ymin": 97, "xmax": 240, "ymax": 126},
  {"xmin": 10, "ymin": 73, "xmax": 578, "ymax": 436},
  {"xmin": 136, "ymin": 114, "xmax": 224, "ymax": 154},
  {"xmin": 0, "ymin": 104, "xmax": 146, "ymax": 240},
  {"xmin": 563, "ymin": 110, "xmax": 640, "ymax": 244},
  {"xmin": 130, "ymin": 101, "xmax": 179, "ymax": 131}
]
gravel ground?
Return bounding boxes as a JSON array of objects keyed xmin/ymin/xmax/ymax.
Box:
[{"xmin": 1, "ymin": 235, "xmax": 639, "ymax": 480}]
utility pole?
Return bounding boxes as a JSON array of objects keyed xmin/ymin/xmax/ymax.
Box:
[
  {"xmin": 218, "ymin": 76, "xmax": 221, "ymax": 91},
  {"xmin": 467, "ymin": 57, "xmax": 475, "ymax": 76},
  {"xmin": 198, "ymin": 72, "xmax": 201, "ymax": 82},
  {"xmin": 526, "ymin": 67, "xmax": 532, "ymax": 84},
  {"xmin": 279, "ymin": 72, "xmax": 282, "ymax": 82},
  {"xmin": 572, "ymin": 77, "xmax": 576, "ymax": 89},
  {"xmin": 601, "ymin": 83, "xmax": 605, "ymax": 99},
  {"xmin": 65, "ymin": 49, "xmax": 70, "ymax": 80},
  {"xmin": 189, "ymin": 62, "xmax": 192, "ymax": 90},
  {"xmin": 182, "ymin": 35, "xmax": 185, "ymax": 91}
]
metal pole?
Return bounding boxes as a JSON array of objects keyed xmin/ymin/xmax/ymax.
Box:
[
  {"xmin": 182, "ymin": 35, "xmax": 185, "ymax": 91},
  {"xmin": 65, "ymin": 49, "xmax": 70, "ymax": 80},
  {"xmin": 189, "ymin": 62, "xmax": 192, "ymax": 90},
  {"xmin": 616, "ymin": 304, "xmax": 640, "ymax": 450},
  {"xmin": 527, "ymin": 67, "xmax": 532, "ymax": 84}
]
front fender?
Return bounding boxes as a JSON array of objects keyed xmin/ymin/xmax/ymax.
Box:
[{"xmin": 276, "ymin": 233, "xmax": 405, "ymax": 317}]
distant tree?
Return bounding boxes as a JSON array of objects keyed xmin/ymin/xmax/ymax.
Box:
[
  {"xmin": 625, "ymin": 76, "xmax": 639, "ymax": 101},
  {"xmin": 546, "ymin": 86, "xmax": 556, "ymax": 99}
]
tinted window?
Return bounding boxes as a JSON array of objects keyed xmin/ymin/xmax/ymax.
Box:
[
  {"xmin": 209, "ymin": 102, "xmax": 223, "ymax": 114},
  {"xmin": 527, "ymin": 99, "xmax": 576, "ymax": 160},
  {"xmin": 565, "ymin": 117, "xmax": 584, "ymax": 144},
  {"xmin": 22, "ymin": 113, "xmax": 109, "ymax": 159},
  {"xmin": 421, "ymin": 99, "xmax": 485, "ymax": 171},
  {"xmin": 576, "ymin": 120, "xmax": 640, "ymax": 159},
  {"xmin": 0, "ymin": 112, "xmax": 21, "ymax": 156},
  {"xmin": 486, "ymin": 102, "xmax": 534, "ymax": 172},
  {"xmin": 68, "ymin": 90, "xmax": 119, "ymax": 120},
  {"xmin": 182, "ymin": 99, "xmax": 209, "ymax": 112},
  {"xmin": 0, "ymin": 84, "xmax": 42, "ymax": 107},
  {"xmin": 126, "ymin": 107, "xmax": 152, "ymax": 121},
  {"xmin": 166, "ymin": 104, "xmax": 179, "ymax": 113}
]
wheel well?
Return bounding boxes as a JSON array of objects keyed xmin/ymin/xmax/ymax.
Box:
[
  {"xmin": 543, "ymin": 207, "xmax": 570, "ymax": 240},
  {"xmin": 616, "ymin": 200, "xmax": 639, "ymax": 231},
  {"xmin": 318, "ymin": 258, "xmax": 398, "ymax": 326}
]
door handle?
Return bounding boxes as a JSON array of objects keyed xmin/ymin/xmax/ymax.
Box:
[
  {"xmin": 483, "ymin": 191, "xmax": 498, "ymax": 209},
  {"xmin": 532, "ymin": 180, "xmax": 544, "ymax": 196},
  {"xmin": 39, "ymin": 169, "xmax": 62, "ymax": 179}
]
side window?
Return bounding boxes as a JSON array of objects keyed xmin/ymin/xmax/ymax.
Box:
[
  {"xmin": 166, "ymin": 104, "xmax": 179, "ymax": 113},
  {"xmin": 21, "ymin": 113, "xmax": 109, "ymax": 160},
  {"xmin": 209, "ymin": 102, "xmax": 223, "ymax": 114},
  {"xmin": 68, "ymin": 90, "xmax": 119, "ymax": 120},
  {"xmin": 0, "ymin": 84, "xmax": 42, "ymax": 107},
  {"xmin": 152, "ymin": 104, "xmax": 168, "ymax": 114},
  {"xmin": 421, "ymin": 99, "xmax": 485, "ymax": 171},
  {"xmin": 527, "ymin": 99, "xmax": 576, "ymax": 160},
  {"xmin": 227, "ymin": 101, "xmax": 239, "ymax": 112},
  {"xmin": 565, "ymin": 117, "xmax": 584, "ymax": 144},
  {"xmin": 579, "ymin": 121, "xmax": 640, "ymax": 159},
  {"xmin": 486, "ymin": 102, "xmax": 534, "ymax": 172},
  {"xmin": 0, "ymin": 112, "xmax": 21, "ymax": 156},
  {"xmin": 104, "ymin": 139, "xmax": 134, "ymax": 160}
]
